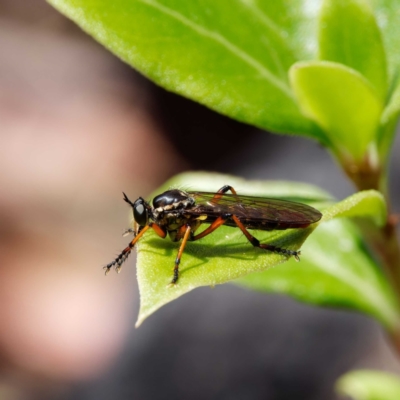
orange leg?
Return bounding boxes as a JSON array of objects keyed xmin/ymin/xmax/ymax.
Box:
[
  {"xmin": 211, "ymin": 184, "xmax": 300, "ymax": 249},
  {"xmin": 170, "ymin": 225, "xmax": 192, "ymax": 285},
  {"xmin": 191, "ymin": 213, "xmax": 300, "ymax": 260},
  {"xmin": 166, "ymin": 216, "xmax": 229, "ymax": 284},
  {"xmin": 169, "ymin": 211, "xmax": 300, "ymax": 284},
  {"xmin": 191, "ymin": 215, "xmax": 230, "ymax": 240},
  {"xmin": 104, "ymin": 223, "xmax": 167, "ymax": 274}
]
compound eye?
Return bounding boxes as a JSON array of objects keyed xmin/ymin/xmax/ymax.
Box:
[{"xmin": 133, "ymin": 199, "xmax": 148, "ymax": 227}]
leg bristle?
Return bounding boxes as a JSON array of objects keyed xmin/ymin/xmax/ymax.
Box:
[{"xmin": 103, "ymin": 248, "xmax": 132, "ymax": 276}]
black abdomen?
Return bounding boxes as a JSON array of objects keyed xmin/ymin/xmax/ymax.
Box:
[{"xmin": 203, "ymin": 215, "xmax": 310, "ymax": 231}]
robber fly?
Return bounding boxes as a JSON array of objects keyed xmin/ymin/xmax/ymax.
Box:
[{"xmin": 104, "ymin": 185, "xmax": 322, "ymax": 285}]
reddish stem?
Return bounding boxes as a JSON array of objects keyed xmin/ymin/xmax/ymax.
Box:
[{"xmin": 343, "ymin": 151, "xmax": 400, "ymax": 346}]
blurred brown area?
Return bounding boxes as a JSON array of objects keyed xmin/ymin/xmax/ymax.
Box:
[
  {"xmin": 2, "ymin": 1, "xmax": 400, "ymax": 400},
  {"xmin": 0, "ymin": 1, "xmax": 184, "ymax": 397}
]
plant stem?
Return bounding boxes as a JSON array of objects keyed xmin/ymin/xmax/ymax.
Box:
[
  {"xmin": 362, "ymin": 218, "xmax": 400, "ymax": 298},
  {"xmin": 343, "ymin": 152, "xmax": 400, "ymax": 293},
  {"xmin": 358, "ymin": 192, "xmax": 400, "ymax": 355},
  {"xmin": 344, "ymin": 152, "xmax": 400, "ymax": 351}
]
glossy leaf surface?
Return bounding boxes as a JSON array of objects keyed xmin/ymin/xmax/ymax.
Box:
[
  {"xmin": 48, "ymin": 0, "xmax": 400, "ymax": 152},
  {"xmin": 290, "ymin": 61, "xmax": 383, "ymax": 161},
  {"xmin": 48, "ymin": 0, "xmax": 324, "ymax": 139},
  {"xmin": 319, "ymin": 0, "xmax": 387, "ymax": 101}
]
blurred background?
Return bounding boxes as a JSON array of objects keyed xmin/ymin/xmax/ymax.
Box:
[{"xmin": 1, "ymin": 1, "xmax": 400, "ymax": 399}]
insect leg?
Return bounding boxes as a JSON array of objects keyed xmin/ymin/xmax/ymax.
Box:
[
  {"xmin": 170, "ymin": 225, "xmax": 192, "ymax": 285},
  {"xmin": 211, "ymin": 185, "xmax": 240, "ymax": 203},
  {"xmin": 191, "ymin": 214, "xmax": 230, "ymax": 240},
  {"xmin": 191, "ymin": 213, "xmax": 299, "ymax": 259},
  {"xmin": 151, "ymin": 223, "xmax": 168, "ymax": 239},
  {"xmin": 122, "ymin": 228, "xmax": 135, "ymax": 237},
  {"xmin": 231, "ymin": 215, "xmax": 301, "ymax": 260},
  {"xmin": 217, "ymin": 185, "xmax": 238, "ymax": 195},
  {"xmin": 104, "ymin": 223, "xmax": 167, "ymax": 274}
]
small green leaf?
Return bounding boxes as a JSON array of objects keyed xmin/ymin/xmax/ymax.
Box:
[
  {"xmin": 336, "ymin": 370, "xmax": 400, "ymax": 400},
  {"xmin": 290, "ymin": 60, "xmax": 383, "ymax": 161},
  {"xmin": 135, "ymin": 172, "xmax": 330, "ymax": 326},
  {"xmin": 238, "ymin": 189, "xmax": 398, "ymax": 331},
  {"xmin": 321, "ymin": 190, "xmax": 386, "ymax": 226},
  {"xmin": 319, "ymin": 0, "xmax": 387, "ymax": 101},
  {"xmin": 47, "ymin": 0, "xmax": 325, "ymax": 139},
  {"xmin": 354, "ymin": 0, "xmax": 400, "ymax": 163}
]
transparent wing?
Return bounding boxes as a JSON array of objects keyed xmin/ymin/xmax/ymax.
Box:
[{"xmin": 187, "ymin": 191, "xmax": 322, "ymax": 229}]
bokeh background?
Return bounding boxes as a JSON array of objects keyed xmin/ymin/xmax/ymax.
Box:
[{"xmin": 1, "ymin": 1, "xmax": 400, "ymax": 399}]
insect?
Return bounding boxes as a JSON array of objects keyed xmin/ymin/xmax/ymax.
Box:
[{"xmin": 104, "ymin": 185, "xmax": 322, "ymax": 285}]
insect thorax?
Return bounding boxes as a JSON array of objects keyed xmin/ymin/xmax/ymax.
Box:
[{"xmin": 152, "ymin": 194, "xmax": 195, "ymax": 231}]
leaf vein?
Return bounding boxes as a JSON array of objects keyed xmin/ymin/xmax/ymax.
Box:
[
  {"xmin": 138, "ymin": 0, "xmax": 294, "ymax": 99},
  {"xmin": 239, "ymin": 0, "xmax": 287, "ymax": 39}
]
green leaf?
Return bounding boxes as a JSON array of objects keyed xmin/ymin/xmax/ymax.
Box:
[
  {"xmin": 317, "ymin": 0, "xmax": 400, "ymax": 163},
  {"xmin": 238, "ymin": 219, "xmax": 398, "ymax": 331},
  {"xmin": 319, "ymin": 0, "xmax": 387, "ymax": 101},
  {"xmin": 237, "ymin": 1, "xmax": 320, "ymax": 62},
  {"xmin": 238, "ymin": 190, "xmax": 399, "ymax": 331},
  {"xmin": 135, "ymin": 172, "xmax": 331, "ymax": 326},
  {"xmin": 372, "ymin": 0, "xmax": 400, "ymax": 84},
  {"xmin": 47, "ymin": 0, "xmax": 400, "ymax": 150},
  {"xmin": 321, "ymin": 189, "xmax": 386, "ymax": 226},
  {"xmin": 132, "ymin": 172, "xmax": 395, "ymax": 328},
  {"xmin": 369, "ymin": 0, "xmax": 400, "ymax": 160},
  {"xmin": 48, "ymin": 0, "xmax": 325, "ymax": 139},
  {"xmin": 289, "ymin": 60, "xmax": 384, "ymax": 161},
  {"xmin": 336, "ymin": 370, "xmax": 400, "ymax": 400},
  {"xmin": 379, "ymin": 74, "xmax": 400, "ymax": 159}
]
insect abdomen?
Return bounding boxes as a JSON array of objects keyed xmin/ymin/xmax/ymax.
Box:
[{"xmin": 203, "ymin": 215, "xmax": 310, "ymax": 231}]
